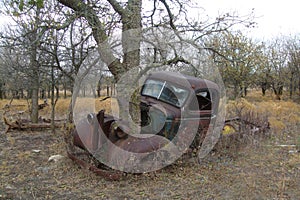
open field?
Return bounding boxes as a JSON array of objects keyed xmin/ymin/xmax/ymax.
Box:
[{"xmin": 0, "ymin": 91, "xmax": 299, "ymax": 199}]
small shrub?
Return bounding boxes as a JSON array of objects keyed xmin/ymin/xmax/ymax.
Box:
[{"xmin": 216, "ymin": 98, "xmax": 270, "ymax": 153}]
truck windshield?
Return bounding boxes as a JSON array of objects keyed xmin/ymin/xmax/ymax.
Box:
[{"xmin": 141, "ymin": 79, "xmax": 189, "ymax": 107}]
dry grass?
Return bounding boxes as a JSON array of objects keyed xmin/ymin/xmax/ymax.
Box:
[
  {"xmin": 214, "ymin": 90, "xmax": 300, "ymax": 161},
  {"xmin": 1, "ymin": 96, "xmax": 117, "ymax": 120},
  {"xmin": 226, "ymin": 91, "xmax": 300, "ymax": 133},
  {"xmin": 0, "ymin": 128, "xmax": 299, "ymax": 199},
  {"xmin": 0, "ymin": 91, "xmax": 299, "ymax": 199}
]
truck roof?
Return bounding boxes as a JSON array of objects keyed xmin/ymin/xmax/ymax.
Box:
[{"xmin": 146, "ymin": 71, "xmax": 220, "ymax": 91}]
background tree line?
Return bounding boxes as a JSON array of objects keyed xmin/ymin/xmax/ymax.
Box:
[
  {"xmin": 0, "ymin": 0, "xmax": 299, "ymax": 123},
  {"xmin": 207, "ymin": 32, "xmax": 300, "ymax": 100}
]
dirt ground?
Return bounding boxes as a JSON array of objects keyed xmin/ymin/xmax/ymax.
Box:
[{"xmin": 0, "ymin": 105, "xmax": 300, "ymax": 199}]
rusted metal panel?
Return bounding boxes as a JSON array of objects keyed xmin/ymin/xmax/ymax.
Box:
[{"xmin": 69, "ymin": 71, "xmax": 221, "ymax": 176}]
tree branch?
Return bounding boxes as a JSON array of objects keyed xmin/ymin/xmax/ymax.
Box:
[
  {"xmin": 135, "ymin": 55, "xmax": 191, "ymax": 81},
  {"xmin": 107, "ymin": 0, "xmax": 125, "ymax": 16},
  {"xmin": 57, "ymin": 0, "xmax": 123, "ymax": 80},
  {"xmin": 159, "ymin": 0, "xmax": 176, "ymax": 30}
]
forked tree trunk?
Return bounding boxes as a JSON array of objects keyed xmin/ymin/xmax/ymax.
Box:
[{"xmin": 58, "ymin": 0, "xmax": 143, "ymax": 128}]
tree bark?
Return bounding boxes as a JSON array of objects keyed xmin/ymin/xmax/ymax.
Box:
[
  {"xmin": 121, "ymin": 0, "xmax": 142, "ymax": 70},
  {"xmin": 51, "ymin": 63, "xmax": 59, "ymax": 133},
  {"xmin": 261, "ymin": 82, "xmax": 267, "ymax": 96},
  {"xmin": 29, "ymin": 8, "xmax": 41, "ymax": 123},
  {"xmin": 0, "ymin": 82, "xmax": 3, "ymax": 99},
  {"xmin": 30, "ymin": 58, "xmax": 40, "ymax": 123}
]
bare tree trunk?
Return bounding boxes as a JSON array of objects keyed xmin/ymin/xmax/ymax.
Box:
[
  {"xmin": 261, "ymin": 82, "xmax": 267, "ymax": 96},
  {"xmin": 30, "ymin": 59, "xmax": 40, "ymax": 123},
  {"xmin": 273, "ymin": 83, "xmax": 283, "ymax": 100},
  {"xmin": 40, "ymin": 88, "xmax": 46, "ymax": 99},
  {"xmin": 82, "ymin": 86, "xmax": 86, "ymax": 97},
  {"xmin": 55, "ymin": 86, "xmax": 60, "ymax": 99},
  {"xmin": 298, "ymin": 76, "xmax": 300, "ymax": 96},
  {"xmin": 31, "ymin": 88, "xmax": 39, "ymax": 123},
  {"xmin": 61, "ymin": 76, "xmax": 66, "ymax": 98},
  {"xmin": 106, "ymin": 85, "xmax": 110, "ymax": 96},
  {"xmin": 111, "ymin": 84, "xmax": 113, "ymax": 96},
  {"xmin": 121, "ymin": 0, "xmax": 142, "ymax": 70},
  {"xmin": 289, "ymin": 75, "xmax": 293, "ymax": 98},
  {"xmin": 97, "ymin": 78, "xmax": 101, "ymax": 97},
  {"xmin": 29, "ymin": 8, "xmax": 41, "ymax": 123},
  {"xmin": 64, "ymin": 88, "xmax": 67, "ymax": 99},
  {"xmin": 244, "ymin": 87, "xmax": 248, "ymax": 97},
  {"xmin": 91, "ymin": 84, "xmax": 96, "ymax": 97},
  {"xmin": 47, "ymin": 86, "xmax": 51, "ymax": 98},
  {"xmin": 20, "ymin": 89, "xmax": 24, "ymax": 99},
  {"xmin": 51, "ymin": 64, "xmax": 59, "ymax": 133},
  {"xmin": 0, "ymin": 82, "xmax": 3, "ymax": 99}
]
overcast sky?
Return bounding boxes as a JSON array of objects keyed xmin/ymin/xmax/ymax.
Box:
[
  {"xmin": 0, "ymin": 0, "xmax": 299, "ymax": 40},
  {"xmin": 200, "ymin": 0, "xmax": 300, "ymax": 40}
]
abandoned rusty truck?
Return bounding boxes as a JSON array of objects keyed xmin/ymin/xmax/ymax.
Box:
[{"xmin": 69, "ymin": 71, "xmax": 220, "ymax": 176}]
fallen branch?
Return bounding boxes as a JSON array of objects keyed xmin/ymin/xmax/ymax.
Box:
[{"xmin": 3, "ymin": 116, "xmax": 65, "ymax": 133}]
